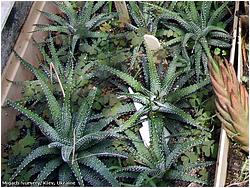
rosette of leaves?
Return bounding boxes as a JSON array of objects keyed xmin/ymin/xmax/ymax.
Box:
[
  {"xmin": 6, "ymin": 53, "xmax": 130, "ymax": 186},
  {"xmin": 123, "ymin": 2, "xmax": 164, "ymax": 68},
  {"xmin": 97, "ymin": 41, "xmax": 210, "ymax": 130},
  {"xmin": 146, "ymin": 2, "xmax": 233, "ymax": 81},
  {"xmin": 35, "ymin": 1, "xmax": 117, "ymax": 52},
  {"xmin": 115, "ymin": 115, "xmax": 214, "ymax": 186},
  {"xmin": 126, "ymin": 1, "xmax": 160, "ymax": 34},
  {"xmin": 208, "ymin": 56, "xmax": 249, "ymax": 153}
]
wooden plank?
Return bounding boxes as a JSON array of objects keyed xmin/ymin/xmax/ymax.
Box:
[
  {"xmin": 237, "ymin": 17, "xmax": 243, "ymax": 80},
  {"xmin": 114, "ymin": 1, "xmax": 130, "ymax": 26},
  {"xmin": 214, "ymin": 1, "xmax": 240, "ymax": 187},
  {"xmin": 1, "ymin": 2, "xmax": 57, "ymax": 143}
]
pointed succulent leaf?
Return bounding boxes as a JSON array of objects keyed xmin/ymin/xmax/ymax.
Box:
[
  {"xmin": 167, "ymin": 170, "xmax": 208, "ymax": 185},
  {"xmin": 165, "ymin": 138, "xmax": 203, "ymax": 169},
  {"xmin": 154, "ymin": 101, "xmax": 206, "ymax": 130},
  {"xmin": 7, "ymin": 100, "xmax": 62, "ymax": 143},
  {"xmin": 39, "ymin": 10, "xmax": 66, "ymax": 25},
  {"xmin": 59, "ymin": 164, "xmax": 75, "ymax": 185},
  {"xmin": 178, "ymin": 161, "xmax": 215, "ymax": 172},
  {"xmin": 120, "ymin": 166, "xmax": 151, "ymax": 173},
  {"xmin": 128, "ymin": 2, "xmax": 145, "ymax": 28},
  {"xmin": 35, "ymin": 158, "xmax": 62, "ymax": 182},
  {"xmin": 208, "ymin": 2, "xmax": 229, "ymax": 26},
  {"xmin": 97, "ymin": 63, "xmax": 146, "ymax": 93},
  {"xmin": 14, "ymin": 51, "xmax": 62, "ymax": 132},
  {"xmin": 76, "ymin": 132, "xmax": 122, "ymax": 150},
  {"xmin": 69, "ymin": 161, "xmax": 84, "ymax": 186},
  {"xmin": 80, "ymin": 167, "xmax": 104, "ymax": 186},
  {"xmin": 125, "ymin": 130, "xmax": 153, "ymax": 166},
  {"xmin": 92, "ymin": 1, "xmax": 106, "ymax": 14},
  {"xmin": 79, "ymin": 1, "xmax": 94, "ymax": 24},
  {"xmin": 149, "ymin": 116, "xmax": 165, "ymax": 162},
  {"xmin": 144, "ymin": 43, "xmax": 161, "ymax": 93},
  {"xmin": 33, "ymin": 25, "xmax": 70, "ymax": 34},
  {"xmin": 53, "ymin": 2, "xmax": 77, "ymax": 24},
  {"xmin": 166, "ymin": 79, "xmax": 210, "ymax": 103},
  {"xmin": 77, "ymin": 149, "xmax": 128, "ymax": 159},
  {"xmin": 61, "ymin": 146, "xmax": 73, "ymax": 162},
  {"xmin": 48, "ymin": 142, "xmax": 65, "ymax": 148},
  {"xmin": 81, "ymin": 156, "xmax": 120, "ymax": 186},
  {"xmin": 75, "ymin": 88, "xmax": 97, "ymax": 139},
  {"xmin": 209, "ymin": 57, "xmax": 249, "ymax": 152},
  {"xmin": 201, "ymin": 1, "xmax": 212, "ymax": 24},
  {"xmin": 9, "ymin": 146, "xmax": 58, "ymax": 181}
]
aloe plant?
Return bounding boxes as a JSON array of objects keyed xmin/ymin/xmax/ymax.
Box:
[
  {"xmin": 35, "ymin": 1, "xmax": 117, "ymax": 52},
  {"xmin": 126, "ymin": 1, "xmax": 160, "ymax": 34},
  {"xmin": 6, "ymin": 52, "xmax": 131, "ymax": 186},
  {"xmin": 146, "ymin": 2, "xmax": 232, "ymax": 81},
  {"xmin": 208, "ymin": 56, "xmax": 249, "ymax": 153},
  {"xmin": 15, "ymin": 36, "xmax": 94, "ymax": 107},
  {"xmin": 115, "ymin": 115, "xmax": 214, "ymax": 186},
  {"xmin": 120, "ymin": 2, "xmax": 165, "ymax": 69},
  {"xmin": 97, "ymin": 41, "xmax": 210, "ymax": 130}
]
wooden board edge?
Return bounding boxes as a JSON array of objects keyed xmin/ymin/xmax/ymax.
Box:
[
  {"xmin": 1, "ymin": 1, "xmax": 58, "ymax": 144},
  {"xmin": 1, "ymin": 1, "xmax": 47, "ymax": 105}
]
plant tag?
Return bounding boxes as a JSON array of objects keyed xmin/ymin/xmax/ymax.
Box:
[
  {"xmin": 128, "ymin": 87, "xmax": 150, "ymax": 147},
  {"xmin": 143, "ymin": 34, "xmax": 162, "ymax": 51}
]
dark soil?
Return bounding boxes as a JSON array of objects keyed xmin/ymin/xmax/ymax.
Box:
[{"xmin": 225, "ymin": 143, "xmax": 249, "ymax": 187}]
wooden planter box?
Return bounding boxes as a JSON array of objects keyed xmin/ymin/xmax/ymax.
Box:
[
  {"xmin": 1, "ymin": 1, "xmax": 242, "ymax": 187},
  {"xmin": 1, "ymin": 2, "xmax": 58, "ymax": 143}
]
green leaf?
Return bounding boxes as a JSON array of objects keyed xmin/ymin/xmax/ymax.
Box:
[
  {"xmin": 109, "ymin": 94, "xmax": 119, "ymax": 106},
  {"xmin": 75, "ymin": 88, "xmax": 97, "ymax": 139},
  {"xmin": 199, "ymin": 168, "xmax": 208, "ymax": 180},
  {"xmin": 93, "ymin": 102, "xmax": 102, "ymax": 110},
  {"xmin": 99, "ymin": 22, "xmax": 111, "ymax": 32},
  {"xmin": 81, "ymin": 156, "xmax": 120, "ymax": 186},
  {"xmin": 59, "ymin": 164, "xmax": 75, "ymax": 185},
  {"xmin": 131, "ymin": 36, "xmax": 143, "ymax": 47},
  {"xmin": 19, "ymin": 135, "xmax": 36, "ymax": 147},
  {"xmin": 7, "ymin": 100, "xmax": 62, "ymax": 143},
  {"xmin": 16, "ymin": 169, "xmax": 32, "ymax": 182},
  {"xmin": 35, "ymin": 158, "xmax": 62, "ymax": 182},
  {"xmin": 166, "ymin": 79, "xmax": 210, "ymax": 103},
  {"xmin": 185, "ymin": 151, "xmax": 198, "ymax": 163},
  {"xmin": 222, "ymin": 50, "xmax": 227, "ymax": 56},
  {"xmin": 202, "ymin": 145, "xmax": 211, "ymax": 157},
  {"xmin": 7, "ymin": 128, "xmax": 20, "ymax": 141},
  {"xmin": 165, "ymin": 138, "xmax": 203, "ymax": 169},
  {"xmin": 167, "ymin": 170, "xmax": 208, "ymax": 185},
  {"xmin": 16, "ymin": 119, "xmax": 32, "ymax": 128},
  {"xmin": 61, "ymin": 146, "xmax": 73, "ymax": 162},
  {"xmin": 9, "ymin": 146, "xmax": 58, "ymax": 181},
  {"xmin": 181, "ymin": 156, "xmax": 189, "ymax": 166},
  {"xmin": 214, "ymin": 47, "xmax": 221, "ymax": 55},
  {"xmin": 144, "ymin": 43, "xmax": 161, "ymax": 93},
  {"xmin": 211, "ymin": 143, "xmax": 218, "ymax": 158},
  {"xmin": 155, "ymin": 101, "xmax": 206, "ymax": 130},
  {"xmin": 97, "ymin": 63, "xmax": 146, "ymax": 93},
  {"xmin": 12, "ymin": 143, "xmax": 31, "ymax": 156},
  {"xmin": 13, "ymin": 52, "xmax": 62, "ymax": 132},
  {"xmin": 69, "ymin": 161, "xmax": 84, "ymax": 186}
]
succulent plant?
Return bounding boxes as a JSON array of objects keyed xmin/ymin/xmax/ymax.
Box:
[
  {"xmin": 208, "ymin": 56, "xmax": 249, "ymax": 153},
  {"xmin": 115, "ymin": 115, "xmax": 214, "ymax": 186}
]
